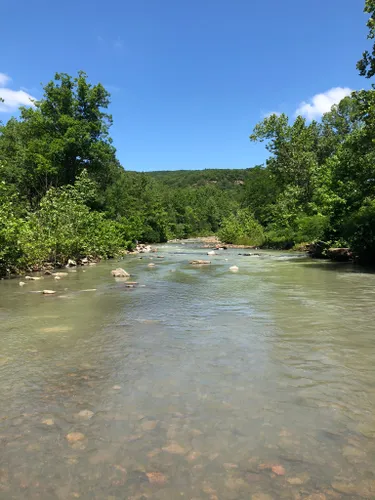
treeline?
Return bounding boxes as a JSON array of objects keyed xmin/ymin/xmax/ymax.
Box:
[{"xmin": 1, "ymin": 0, "xmax": 375, "ymax": 275}]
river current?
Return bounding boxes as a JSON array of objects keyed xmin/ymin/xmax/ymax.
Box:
[{"xmin": 0, "ymin": 243, "xmax": 375, "ymax": 499}]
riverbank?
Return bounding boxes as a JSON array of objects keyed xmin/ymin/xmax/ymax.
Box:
[{"xmin": 169, "ymin": 236, "xmax": 356, "ymax": 263}]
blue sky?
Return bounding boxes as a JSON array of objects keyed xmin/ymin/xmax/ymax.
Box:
[{"xmin": 0, "ymin": 0, "xmax": 369, "ymax": 171}]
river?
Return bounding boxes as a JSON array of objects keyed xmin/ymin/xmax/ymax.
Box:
[{"xmin": 0, "ymin": 243, "xmax": 375, "ymax": 499}]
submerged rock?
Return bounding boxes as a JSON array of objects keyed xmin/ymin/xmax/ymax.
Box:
[
  {"xmin": 77, "ymin": 410, "xmax": 94, "ymax": 420},
  {"xmin": 42, "ymin": 418, "xmax": 55, "ymax": 426},
  {"xmin": 146, "ymin": 472, "xmax": 168, "ymax": 485},
  {"xmin": 66, "ymin": 432, "xmax": 85, "ymax": 443},
  {"xmin": 162, "ymin": 442, "xmax": 186, "ymax": 454},
  {"xmin": 111, "ymin": 268, "xmax": 130, "ymax": 278}
]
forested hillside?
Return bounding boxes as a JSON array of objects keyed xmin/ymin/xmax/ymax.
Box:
[
  {"xmin": 1, "ymin": 0, "xmax": 375, "ymax": 276},
  {"xmin": 146, "ymin": 169, "xmax": 249, "ymax": 190}
]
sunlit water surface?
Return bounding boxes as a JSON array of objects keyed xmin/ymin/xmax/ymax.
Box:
[{"xmin": 0, "ymin": 243, "xmax": 375, "ymax": 499}]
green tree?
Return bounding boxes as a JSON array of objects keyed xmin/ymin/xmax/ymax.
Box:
[{"xmin": 357, "ymin": 0, "xmax": 375, "ymax": 78}]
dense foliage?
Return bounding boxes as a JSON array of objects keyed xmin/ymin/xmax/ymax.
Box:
[{"xmin": 1, "ymin": 1, "xmax": 375, "ymax": 275}]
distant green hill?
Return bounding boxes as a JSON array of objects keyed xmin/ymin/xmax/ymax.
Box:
[{"xmin": 145, "ymin": 168, "xmax": 249, "ymax": 190}]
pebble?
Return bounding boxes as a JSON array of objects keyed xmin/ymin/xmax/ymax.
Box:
[
  {"xmin": 141, "ymin": 420, "xmax": 159, "ymax": 431},
  {"xmin": 162, "ymin": 442, "xmax": 186, "ymax": 455},
  {"xmin": 66, "ymin": 432, "xmax": 85, "ymax": 443},
  {"xmin": 77, "ymin": 410, "xmax": 94, "ymax": 420},
  {"xmin": 42, "ymin": 419, "xmax": 54, "ymax": 426},
  {"xmin": 146, "ymin": 472, "xmax": 168, "ymax": 485}
]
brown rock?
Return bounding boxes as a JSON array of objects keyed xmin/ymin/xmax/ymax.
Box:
[
  {"xmin": 271, "ymin": 464, "xmax": 285, "ymax": 476},
  {"xmin": 66, "ymin": 432, "xmax": 85, "ymax": 443},
  {"xmin": 162, "ymin": 442, "xmax": 186, "ymax": 455},
  {"xmin": 146, "ymin": 472, "xmax": 168, "ymax": 485},
  {"xmin": 42, "ymin": 419, "xmax": 54, "ymax": 426},
  {"xmin": 141, "ymin": 420, "xmax": 159, "ymax": 431},
  {"xmin": 77, "ymin": 410, "xmax": 94, "ymax": 420}
]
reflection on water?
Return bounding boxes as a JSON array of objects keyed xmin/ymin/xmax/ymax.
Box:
[{"xmin": 1, "ymin": 244, "xmax": 375, "ymax": 499}]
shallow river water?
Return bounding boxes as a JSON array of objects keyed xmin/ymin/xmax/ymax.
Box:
[{"xmin": 1, "ymin": 243, "xmax": 375, "ymax": 499}]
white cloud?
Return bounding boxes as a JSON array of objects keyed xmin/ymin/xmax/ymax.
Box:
[
  {"xmin": 0, "ymin": 73, "xmax": 11, "ymax": 87},
  {"xmin": 0, "ymin": 73, "xmax": 35, "ymax": 112},
  {"xmin": 296, "ymin": 87, "xmax": 353, "ymax": 120},
  {"xmin": 113, "ymin": 38, "xmax": 124, "ymax": 50},
  {"xmin": 263, "ymin": 111, "xmax": 281, "ymax": 118}
]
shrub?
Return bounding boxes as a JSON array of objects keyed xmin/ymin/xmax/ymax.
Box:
[
  {"xmin": 344, "ymin": 199, "xmax": 375, "ymax": 264},
  {"xmin": 218, "ymin": 209, "xmax": 265, "ymax": 246}
]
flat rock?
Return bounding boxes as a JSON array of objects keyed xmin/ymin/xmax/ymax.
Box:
[
  {"xmin": 190, "ymin": 260, "xmax": 211, "ymax": 265},
  {"xmin": 162, "ymin": 442, "xmax": 186, "ymax": 455},
  {"xmin": 146, "ymin": 472, "xmax": 168, "ymax": 485},
  {"xmin": 43, "ymin": 290, "xmax": 56, "ymax": 295},
  {"xmin": 229, "ymin": 266, "xmax": 239, "ymax": 272}
]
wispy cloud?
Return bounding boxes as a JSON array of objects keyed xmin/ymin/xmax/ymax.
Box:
[
  {"xmin": 97, "ymin": 35, "xmax": 125, "ymax": 52},
  {"xmin": 113, "ymin": 37, "xmax": 124, "ymax": 50},
  {"xmin": 0, "ymin": 73, "xmax": 11, "ymax": 87},
  {"xmin": 0, "ymin": 73, "xmax": 36, "ymax": 112},
  {"xmin": 296, "ymin": 87, "xmax": 353, "ymax": 120},
  {"xmin": 262, "ymin": 111, "xmax": 281, "ymax": 119}
]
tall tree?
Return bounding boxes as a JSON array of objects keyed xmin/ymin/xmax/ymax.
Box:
[
  {"xmin": 357, "ymin": 0, "xmax": 375, "ymax": 78},
  {"xmin": 0, "ymin": 72, "xmax": 116, "ymax": 201}
]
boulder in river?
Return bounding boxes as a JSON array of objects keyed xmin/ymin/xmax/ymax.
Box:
[
  {"xmin": 43, "ymin": 290, "xmax": 56, "ymax": 295},
  {"xmin": 229, "ymin": 266, "xmax": 239, "ymax": 273},
  {"xmin": 19, "ymin": 281, "xmax": 26, "ymax": 286},
  {"xmin": 53, "ymin": 272, "xmax": 68, "ymax": 277},
  {"xmin": 111, "ymin": 268, "xmax": 130, "ymax": 278},
  {"xmin": 148, "ymin": 263, "xmax": 156, "ymax": 267},
  {"xmin": 326, "ymin": 247, "xmax": 352, "ymax": 261},
  {"xmin": 66, "ymin": 259, "xmax": 77, "ymax": 267},
  {"xmin": 190, "ymin": 260, "xmax": 211, "ymax": 265},
  {"xmin": 207, "ymin": 250, "xmax": 216, "ymax": 256},
  {"xmin": 25, "ymin": 275, "xmax": 43, "ymax": 281}
]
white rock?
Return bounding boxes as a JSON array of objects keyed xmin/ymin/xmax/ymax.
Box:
[
  {"xmin": 43, "ymin": 290, "xmax": 56, "ymax": 295},
  {"xmin": 19, "ymin": 281, "xmax": 26, "ymax": 286},
  {"xmin": 229, "ymin": 266, "xmax": 239, "ymax": 273},
  {"xmin": 207, "ymin": 250, "xmax": 216, "ymax": 256},
  {"xmin": 54, "ymin": 276, "xmax": 61, "ymax": 280},
  {"xmin": 111, "ymin": 268, "xmax": 130, "ymax": 278},
  {"xmin": 148, "ymin": 263, "xmax": 156, "ymax": 267}
]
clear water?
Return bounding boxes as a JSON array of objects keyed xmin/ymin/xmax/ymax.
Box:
[{"xmin": 0, "ymin": 243, "xmax": 375, "ymax": 499}]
